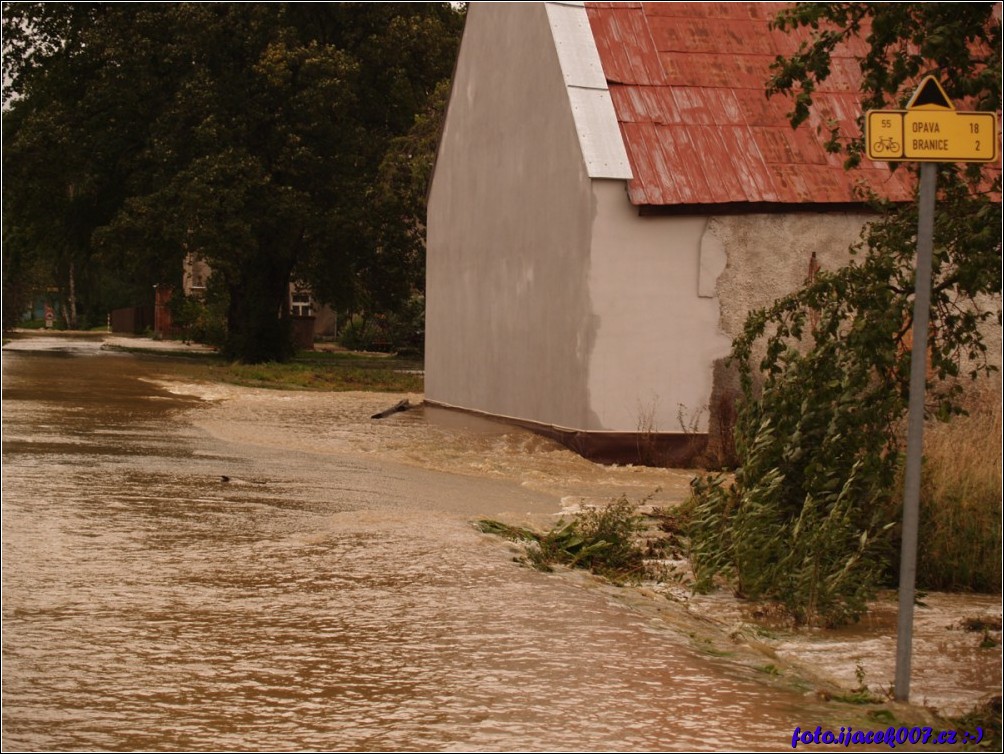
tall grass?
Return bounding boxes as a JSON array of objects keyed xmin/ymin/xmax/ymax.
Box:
[{"xmin": 915, "ymin": 385, "xmax": 1002, "ymax": 592}]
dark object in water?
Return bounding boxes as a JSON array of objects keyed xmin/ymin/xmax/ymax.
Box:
[{"xmin": 371, "ymin": 399, "xmax": 412, "ymax": 420}]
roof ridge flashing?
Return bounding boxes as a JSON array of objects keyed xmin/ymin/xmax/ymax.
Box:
[{"xmin": 545, "ymin": 1, "xmax": 632, "ymax": 180}]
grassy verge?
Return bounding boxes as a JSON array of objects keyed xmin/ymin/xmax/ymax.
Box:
[
  {"xmin": 113, "ymin": 344, "xmax": 425, "ymax": 393},
  {"xmin": 207, "ymin": 351, "xmax": 423, "ymax": 392}
]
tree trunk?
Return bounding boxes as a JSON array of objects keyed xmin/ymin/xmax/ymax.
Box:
[
  {"xmin": 222, "ymin": 254, "xmax": 295, "ymax": 363},
  {"xmin": 61, "ymin": 262, "xmax": 78, "ymax": 330}
]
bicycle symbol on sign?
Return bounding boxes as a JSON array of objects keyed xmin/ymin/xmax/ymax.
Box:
[{"xmin": 872, "ymin": 136, "xmax": 900, "ymax": 154}]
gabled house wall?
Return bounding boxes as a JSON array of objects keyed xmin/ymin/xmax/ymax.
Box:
[
  {"xmin": 426, "ymin": 2, "xmax": 599, "ymax": 431},
  {"xmin": 585, "ymin": 189, "xmax": 874, "ymax": 436},
  {"xmin": 585, "ymin": 182, "xmax": 729, "ymax": 435}
]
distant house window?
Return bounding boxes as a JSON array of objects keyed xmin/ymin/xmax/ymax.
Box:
[
  {"xmin": 291, "ymin": 291, "xmax": 313, "ymax": 317},
  {"xmin": 188, "ymin": 271, "xmax": 206, "ymax": 299}
]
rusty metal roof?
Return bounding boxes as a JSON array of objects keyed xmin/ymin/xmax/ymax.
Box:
[{"xmin": 584, "ymin": 1, "xmax": 917, "ymax": 207}]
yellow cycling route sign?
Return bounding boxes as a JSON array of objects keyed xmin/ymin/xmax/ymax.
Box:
[{"xmin": 866, "ymin": 76, "xmax": 999, "ymax": 163}]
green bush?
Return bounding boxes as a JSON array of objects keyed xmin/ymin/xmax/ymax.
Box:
[
  {"xmin": 688, "ymin": 287, "xmax": 904, "ymax": 626},
  {"xmin": 338, "ymin": 296, "xmax": 424, "ymax": 355},
  {"xmin": 168, "ymin": 283, "xmax": 228, "ymax": 348},
  {"xmin": 533, "ymin": 496, "xmax": 647, "ymax": 580},
  {"xmin": 478, "ymin": 495, "xmax": 649, "ymax": 583},
  {"xmin": 338, "ymin": 314, "xmax": 386, "ymax": 352}
]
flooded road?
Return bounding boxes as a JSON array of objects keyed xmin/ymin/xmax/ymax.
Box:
[{"xmin": 2, "ymin": 337, "xmax": 998, "ymax": 750}]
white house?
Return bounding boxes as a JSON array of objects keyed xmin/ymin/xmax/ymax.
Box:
[{"xmin": 424, "ymin": 1, "xmax": 925, "ymax": 464}]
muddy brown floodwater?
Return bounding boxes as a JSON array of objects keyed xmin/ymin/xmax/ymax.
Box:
[{"xmin": 2, "ymin": 336, "xmax": 1000, "ymax": 751}]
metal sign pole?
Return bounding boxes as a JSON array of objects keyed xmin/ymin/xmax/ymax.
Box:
[
  {"xmin": 869, "ymin": 75, "xmax": 997, "ymax": 704},
  {"xmin": 894, "ymin": 161, "xmax": 938, "ymax": 701}
]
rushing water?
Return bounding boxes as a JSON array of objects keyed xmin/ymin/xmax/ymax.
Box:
[{"xmin": 2, "ymin": 336, "xmax": 999, "ymax": 751}]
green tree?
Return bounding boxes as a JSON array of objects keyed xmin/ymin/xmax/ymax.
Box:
[
  {"xmin": 689, "ymin": 3, "xmax": 1000, "ymax": 625},
  {"xmin": 2, "ymin": 4, "xmax": 147, "ymax": 328},
  {"xmin": 2, "ymin": 3, "xmax": 464, "ymax": 358},
  {"xmin": 365, "ymin": 79, "xmax": 454, "ymax": 315},
  {"xmin": 767, "ymin": 2, "xmax": 1000, "ymax": 169}
]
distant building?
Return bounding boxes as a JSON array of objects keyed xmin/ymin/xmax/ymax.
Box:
[
  {"xmin": 182, "ymin": 253, "xmax": 212, "ymax": 299},
  {"xmin": 151, "ymin": 253, "xmax": 337, "ymax": 346},
  {"xmin": 425, "ymin": 2, "xmax": 931, "ymax": 464}
]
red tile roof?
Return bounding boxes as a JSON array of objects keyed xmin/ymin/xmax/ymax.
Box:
[{"xmin": 584, "ymin": 1, "xmax": 917, "ymax": 207}]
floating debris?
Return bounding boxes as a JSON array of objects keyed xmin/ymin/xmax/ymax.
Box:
[{"xmin": 371, "ymin": 399, "xmax": 412, "ymax": 419}]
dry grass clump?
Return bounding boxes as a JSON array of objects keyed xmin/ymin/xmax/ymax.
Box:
[{"xmin": 916, "ymin": 384, "xmax": 1002, "ymax": 592}]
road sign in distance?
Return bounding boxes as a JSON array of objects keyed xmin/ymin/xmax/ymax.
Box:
[{"xmin": 867, "ymin": 109, "xmax": 999, "ymax": 163}]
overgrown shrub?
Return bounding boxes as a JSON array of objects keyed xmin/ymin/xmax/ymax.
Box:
[
  {"xmin": 337, "ymin": 297, "xmax": 424, "ymax": 355},
  {"xmin": 689, "ymin": 179, "xmax": 999, "ymax": 627},
  {"xmin": 690, "ymin": 383, "xmax": 1001, "ymax": 618},
  {"xmin": 952, "ymin": 697, "xmax": 1002, "ymax": 753},
  {"xmin": 338, "ymin": 314, "xmax": 385, "ymax": 351},
  {"xmin": 168, "ymin": 291, "xmax": 227, "ymax": 347},
  {"xmin": 689, "ymin": 427, "xmax": 897, "ymax": 626}
]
